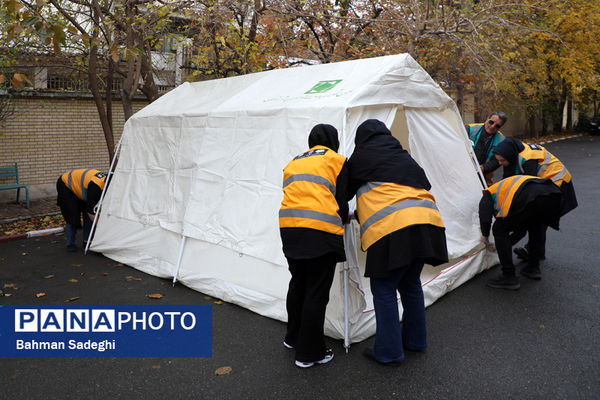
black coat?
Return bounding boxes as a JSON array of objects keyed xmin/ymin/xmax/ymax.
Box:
[{"xmin": 347, "ymin": 119, "xmax": 448, "ymax": 278}]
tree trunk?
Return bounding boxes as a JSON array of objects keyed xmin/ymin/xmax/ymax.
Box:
[
  {"xmin": 139, "ymin": 42, "xmax": 159, "ymax": 103},
  {"xmin": 528, "ymin": 109, "xmax": 537, "ymax": 138},
  {"xmin": 88, "ymin": 25, "xmax": 114, "ymax": 161}
]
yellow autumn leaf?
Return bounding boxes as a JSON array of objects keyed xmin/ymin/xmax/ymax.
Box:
[
  {"xmin": 36, "ymin": 292, "xmax": 46, "ymax": 298},
  {"xmin": 215, "ymin": 366, "xmax": 232, "ymax": 375},
  {"xmin": 44, "ymin": 274, "xmax": 55, "ymax": 279},
  {"xmin": 3, "ymin": 283, "xmax": 16, "ymax": 289},
  {"xmin": 65, "ymin": 297, "xmax": 80, "ymax": 302},
  {"xmin": 152, "ymin": 365, "xmax": 161, "ymax": 369},
  {"xmin": 214, "ymin": 300, "xmax": 223, "ymax": 305},
  {"xmin": 68, "ymin": 279, "xmax": 79, "ymax": 283},
  {"xmin": 147, "ymin": 293, "xmax": 164, "ymax": 299}
]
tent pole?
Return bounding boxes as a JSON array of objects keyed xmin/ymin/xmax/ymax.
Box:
[
  {"xmin": 85, "ymin": 137, "xmax": 123, "ymax": 255},
  {"xmin": 344, "ymin": 261, "xmax": 350, "ymax": 352},
  {"xmin": 172, "ymin": 235, "xmax": 187, "ymax": 286}
]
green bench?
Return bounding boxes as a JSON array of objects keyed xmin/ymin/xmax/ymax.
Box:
[{"xmin": 0, "ymin": 162, "xmax": 29, "ymax": 208}]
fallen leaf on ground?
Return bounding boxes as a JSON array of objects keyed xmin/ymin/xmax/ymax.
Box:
[
  {"xmin": 4, "ymin": 293, "xmax": 12, "ymax": 297},
  {"xmin": 539, "ymin": 324, "xmax": 546, "ymax": 329},
  {"xmin": 68, "ymin": 279, "xmax": 79, "ymax": 283},
  {"xmin": 102, "ymin": 272, "xmax": 108, "ymax": 276},
  {"xmin": 126, "ymin": 276, "xmax": 142, "ymax": 281},
  {"xmin": 214, "ymin": 300, "xmax": 223, "ymax": 305},
  {"xmin": 146, "ymin": 293, "xmax": 164, "ymax": 299},
  {"xmin": 21, "ymin": 253, "xmax": 27, "ymax": 256},
  {"xmin": 3, "ymin": 283, "xmax": 16, "ymax": 289},
  {"xmin": 65, "ymin": 297, "xmax": 80, "ymax": 302},
  {"xmin": 215, "ymin": 366, "xmax": 232, "ymax": 375},
  {"xmin": 44, "ymin": 274, "xmax": 55, "ymax": 279},
  {"xmin": 72, "ymin": 264, "xmax": 83, "ymax": 267},
  {"xmin": 152, "ymin": 365, "xmax": 161, "ymax": 369},
  {"xmin": 36, "ymin": 293, "xmax": 46, "ymax": 298}
]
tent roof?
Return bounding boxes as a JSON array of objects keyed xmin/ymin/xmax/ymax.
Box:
[{"xmin": 135, "ymin": 53, "xmax": 455, "ymax": 119}]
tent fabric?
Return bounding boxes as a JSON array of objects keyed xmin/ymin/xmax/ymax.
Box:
[{"xmin": 91, "ymin": 53, "xmax": 498, "ymax": 343}]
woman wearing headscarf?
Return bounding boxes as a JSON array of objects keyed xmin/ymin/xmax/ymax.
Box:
[
  {"xmin": 279, "ymin": 123, "xmax": 350, "ymax": 368},
  {"xmin": 347, "ymin": 119, "xmax": 448, "ymax": 364},
  {"xmin": 492, "ymin": 138, "xmax": 577, "ymax": 274}
]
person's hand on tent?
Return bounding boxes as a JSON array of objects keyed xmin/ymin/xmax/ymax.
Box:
[
  {"xmin": 481, "ymin": 236, "xmax": 496, "ymax": 252},
  {"xmin": 347, "ymin": 209, "xmax": 356, "ymax": 223}
]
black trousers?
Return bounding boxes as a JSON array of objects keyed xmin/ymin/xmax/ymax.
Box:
[
  {"xmin": 492, "ymin": 195, "xmax": 561, "ymax": 276},
  {"xmin": 285, "ymin": 253, "xmax": 337, "ymax": 363}
]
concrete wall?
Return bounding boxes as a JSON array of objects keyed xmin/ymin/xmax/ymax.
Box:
[{"xmin": 0, "ymin": 93, "xmax": 147, "ymax": 202}]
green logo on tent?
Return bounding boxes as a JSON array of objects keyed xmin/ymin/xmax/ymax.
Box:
[{"xmin": 305, "ymin": 80, "xmax": 343, "ymax": 94}]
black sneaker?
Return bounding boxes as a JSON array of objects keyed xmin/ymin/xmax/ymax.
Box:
[
  {"xmin": 295, "ymin": 348, "xmax": 334, "ymax": 368},
  {"xmin": 514, "ymin": 246, "xmax": 545, "ymax": 260},
  {"xmin": 514, "ymin": 247, "xmax": 529, "ymax": 260},
  {"xmin": 487, "ymin": 274, "xmax": 520, "ymax": 290},
  {"xmin": 283, "ymin": 341, "xmax": 294, "ymax": 349},
  {"xmin": 521, "ymin": 265, "xmax": 542, "ymax": 280}
]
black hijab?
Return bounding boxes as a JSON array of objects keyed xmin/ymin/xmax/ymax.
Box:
[
  {"xmin": 493, "ymin": 138, "xmax": 524, "ymax": 166},
  {"xmin": 348, "ymin": 119, "xmax": 431, "ymax": 190},
  {"xmin": 308, "ymin": 124, "xmax": 339, "ymax": 152}
]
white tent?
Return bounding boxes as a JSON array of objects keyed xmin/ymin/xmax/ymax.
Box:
[{"xmin": 91, "ymin": 53, "xmax": 498, "ymax": 345}]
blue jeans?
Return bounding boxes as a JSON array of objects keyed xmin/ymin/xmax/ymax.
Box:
[
  {"xmin": 370, "ymin": 260, "xmax": 427, "ymax": 363},
  {"xmin": 65, "ymin": 213, "xmax": 92, "ymax": 246}
]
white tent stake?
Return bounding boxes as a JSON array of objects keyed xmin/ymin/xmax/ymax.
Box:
[
  {"xmin": 344, "ymin": 261, "xmax": 350, "ymax": 352},
  {"xmin": 172, "ymin": 235, "xmax": 187, "ymax": 286}
]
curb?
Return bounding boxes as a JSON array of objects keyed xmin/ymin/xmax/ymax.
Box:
[
  {"xmin": 536, "ymin": 134, "xmax": 583, "ymax": 145},
  {"xmin": 0, "ymin": 211, "xmax": 61, "ymax": 225},
  {"xmin": 0, "ymin": 227, "xmax": 64, "ymax": 243}
]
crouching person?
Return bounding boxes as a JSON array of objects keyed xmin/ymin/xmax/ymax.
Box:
[
  {"xmin": 479, "ymin": 175, "xmax": 563, "ymax": 289},
  {"xmin": 279, "ymin": 124, "xmax": 350, "ymax": 368},
  {"xmin": 56, "ymin": 169, "xmax": 107, "ymax": 252}
]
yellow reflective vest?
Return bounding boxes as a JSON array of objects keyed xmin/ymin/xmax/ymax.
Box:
[
  {"xmin": 279, "ymin": 146, "xmax": 346, "ymax": 236},
  {"xmin": 61, "ymin": 169, "xmax": 106, "ymax": 201},
  {"xmin": 485, "ymin": 175, "xmax": 538, "ymax": 218},
  {"xmin": 356, "ymin": 182, "xmax": 444, "ymax": 251},
  {"xmin": 518, "ymin": 143, "xmax": 571, "ymax": 187}
]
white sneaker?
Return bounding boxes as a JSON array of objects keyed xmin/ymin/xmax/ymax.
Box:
[{"xmin": 295, "ymin": 348, "xmax": 334, "ymax": 368}]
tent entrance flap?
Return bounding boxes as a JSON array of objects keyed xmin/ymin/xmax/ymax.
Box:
[{"xmin": 389, "ymin": 106, "xmax": 410, "ymax": 151}]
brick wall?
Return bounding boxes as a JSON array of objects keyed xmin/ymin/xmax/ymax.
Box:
[{"xmin": 0, "ymin": 93, "xmax": 147, "ymax": 200}]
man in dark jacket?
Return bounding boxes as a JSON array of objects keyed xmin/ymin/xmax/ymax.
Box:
[
  {"xmin": 467, "ymin": 111, "xmax": 508, "ymax": 186},
  {"xmin": 279, "ymin": 124, "xmax": 350, "ymax": 368}
]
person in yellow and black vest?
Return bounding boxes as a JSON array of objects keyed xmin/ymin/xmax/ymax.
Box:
[
  {"xmin": 479, "ymin": 175, "xmax": 563, "ymax": 289},
  {"xmin": 492, "ymin": 138, "xmax": 578, "ymax": 263},
  {"xmin": 56, "ymin": 169, "xmax": 107, "ymax": 252},
  {"xmin": 279, "ymin": 124, "xmax": 350, "ymax": 369},
  {"xmin": 467, "ymin": 111, "xmax": 507, "ymax": 186},
  {"xmin": 347, "ymin": 119, "xmax": 448, "ymax": 365}
]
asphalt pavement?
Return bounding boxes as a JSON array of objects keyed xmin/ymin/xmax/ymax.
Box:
[{"xmin": 1, "ymin": 135, "xmax": 599, "ymax": 399}]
